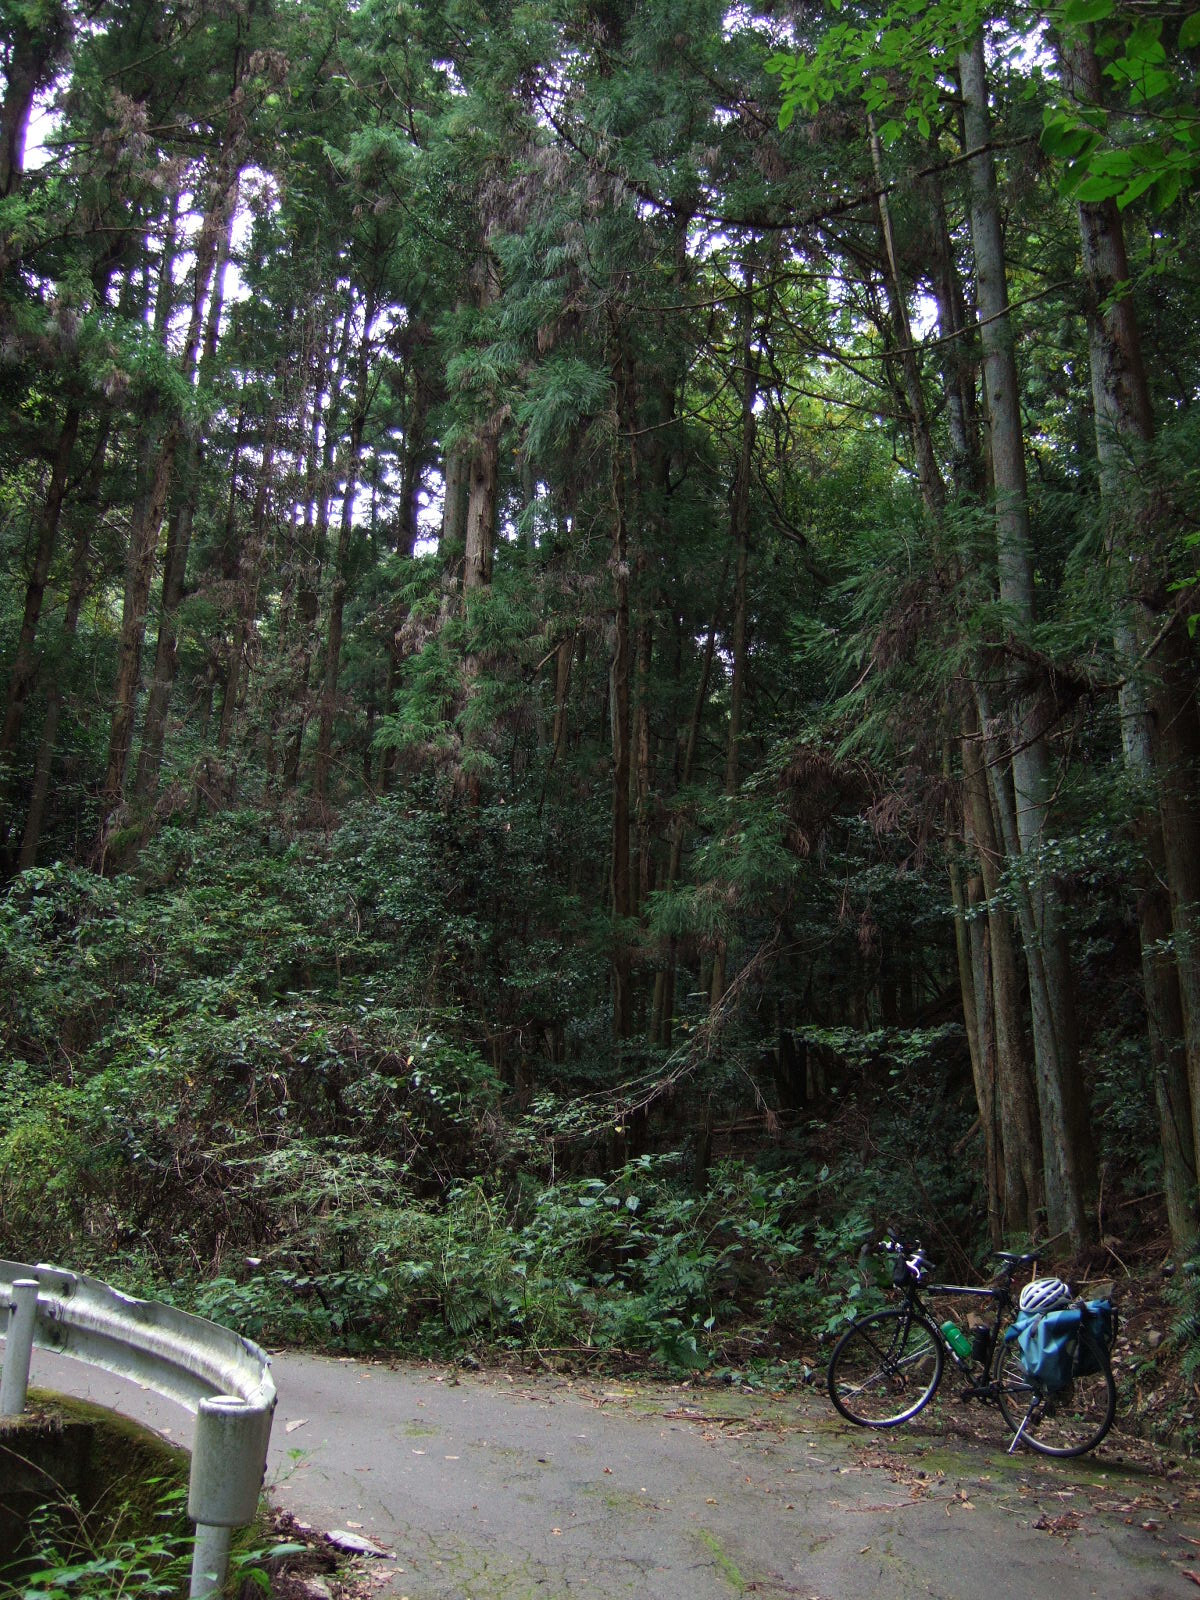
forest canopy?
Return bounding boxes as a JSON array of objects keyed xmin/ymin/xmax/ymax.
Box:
[{"xmin": 1, "ymin": 0, "xmax": 1199, "ymax": 1368}]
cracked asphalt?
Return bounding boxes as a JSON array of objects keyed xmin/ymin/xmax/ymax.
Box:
[{"xmin": 30, "ymin": 1348, "xmax": 1199, "ymax": 1599}]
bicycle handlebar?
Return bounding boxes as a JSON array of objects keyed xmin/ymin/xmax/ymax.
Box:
[{"xmin": 875, "ymin": 1236, "xmax": 1041, "ymax": 1285}]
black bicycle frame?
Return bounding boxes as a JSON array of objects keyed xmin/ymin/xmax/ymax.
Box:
[{"xmin": 907, "ymin": 1279, "xmax": 1013, "ymax": 1380}]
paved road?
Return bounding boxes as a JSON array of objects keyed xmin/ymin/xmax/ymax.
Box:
[{"xmin": 29, "ymin": 1349, "xmax": 1198, "ymax": 1599}]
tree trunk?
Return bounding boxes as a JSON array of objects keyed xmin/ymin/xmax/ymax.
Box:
[
  {"xmin": 99, "ymin": 141, "xmax": 241, "ymax": 840},
  {"xmin": 218, "ymin": 404, "xmax": 274, "ymax": 753},
  {"xmin": 609, "ymin": 337, "xmax": 635, "ymax": 1042},
  {"xmin": 651, "ymin": 595, "xmax": 721, "ymax": 1048},
  {"xmin": 0, "ymin": 401, "xmax": 81, "ymax": 796},
  {"xmin": 0, "ymin": 1, "xmax": 68, "ymax": 285},
  {"xmin": 924, "ymin": 168, "xmax": 984, "ymax": 502},
  {"xmin": 963, "ymin": 704, "xmax": 1044, "ymax": 1234},
  {"xmin": 316, "ymin": 279, "xmax": 377, "ymax": 807},
  {"xmin": 100, "ymin": 418, "xmax": 179, "ymax": 836},
  {"xmin": 960, "ymin": 34, "xmax": 1095, "ymax": 1247},
  {"xmin": 16, "ymin": 416, "xmax": 107, "ymax": 871},
  {"xmin": 282, "ymin": 298, "xmax": 351, "ymax": 787},
  {"xmin": 135, "ymin": 196, "xmax": 237, "ymax": 796},
  {"xmin": 945, "ymin": 734, "xmax": 1002, "ymax": 1244},
  {"xmin": 869, "ymin": 119, "xmax": 946, "ymax": 517},
  {"xmin": 1061, "ymin": 29, "xmax": 1199, "ymax": 1255},
  {"xmin": 441, "ymin": 443, "xmax": 469, "ymax": 561},
  {"xmin": 712, "ymin": 267, "xmax": 759, "ymax": 1008},
  {"xmin": 463, "ymin": 417, "xmax": 500, "ymax": 592}
]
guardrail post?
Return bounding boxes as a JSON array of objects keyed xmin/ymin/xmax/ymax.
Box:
[
  {"xmin": 188, "ymin": 1394, "xmax": 272, "ymax": 1599},
  {"xmin": 0, "ymin": 1279, "xmax": 40, "ymax": 1417},
  {"xmin": 190, "ymin": 1524, "xmax": 233, "ymax": 1600}
]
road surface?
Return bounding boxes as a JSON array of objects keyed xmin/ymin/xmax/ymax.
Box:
[{"xmin": 27, "ymin": 1348, "xmax": 1197, "ymax": 1599}]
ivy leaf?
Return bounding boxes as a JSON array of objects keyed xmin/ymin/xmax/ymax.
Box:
[{"xmin": 1181, "ymin": 12, "xmax": 1200, "ymax": 49}]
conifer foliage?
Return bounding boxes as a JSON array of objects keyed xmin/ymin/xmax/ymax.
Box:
[{"xmin": 2, "ymin": 0, "xmax": 1199, "ymax": 1352}]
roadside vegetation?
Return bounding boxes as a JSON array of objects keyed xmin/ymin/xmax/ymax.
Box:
[{"xmin": 2, "ymin": 0, "xmax": 1199, "ymax": 1457}]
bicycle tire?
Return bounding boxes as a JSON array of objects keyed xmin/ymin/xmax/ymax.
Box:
[
  {"xmin": 827, "ymin": 1307, "xmax": 944, "ymax": 1427},
  {"xmin": 992, "ymin": 1326, "xmax": 1116, "ymax": 1456}
]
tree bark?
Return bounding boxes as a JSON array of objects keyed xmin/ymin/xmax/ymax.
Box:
[
  {"xmin": 1061, "ymin": 28, "xmax": 1199, "ymax": 1255},
  {"xmin": 651, "ymin": 595, "xmax": 721, "ymax": 1048},
  {"xmin": 99, "ymin": 126, "xmax": 242, "ymax": 839},
  {"xmin": 463, "ymin": 417, "xmax": 500, "ymax": 592},
  {"xmin": 963, "ymin": 704, "xmax": 1045, "ymax": 1233},
  {"xmin": 217, "ymin": 406, "xmax": 272, "ymax": 753},
  {"xmin": 135, "ymin": 195, "xmax": 237, "ymax": 796},
  {"xmin": 16, "ymin": 416, "xmax": 109, "ymax": 870},
  {"xmin": 282, "ymin": 298, "xmax": 352, "ymax": 787},
  {"xmin": 609, "ymin": 335, "xmax": 635, "ymax": 1042},
  {"xmin": 712, "ymin": 266, "xmax": 760, "ymax": 1008},
  {"xmin": 0, "ymin": 400, "xmax": 81, "ymax": 790},
  {"xmin": 960, "ymin": 34, "xmax": 1095, "ymax": 1247},
  {"xmin": 315, "ymin": 279, "xmax": 378, "ymax": 806}
]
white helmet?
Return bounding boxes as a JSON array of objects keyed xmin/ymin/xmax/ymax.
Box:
[{"xmin": 1019, "ymin": 1277, "xmax": 1071, "ymax": 1315}]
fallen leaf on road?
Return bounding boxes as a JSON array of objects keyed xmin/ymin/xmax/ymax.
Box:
[
  {"xmin": 285, "ymin": 1418, "xmax": 308, "ymax": 1434},
  {"xmin": 325, "ymin": 1530, "xmax": 395, "ymax": 1559},
  {"xmin": 1033, "ymin": 1513, "xmax": 1080, "ymax": 1537}
]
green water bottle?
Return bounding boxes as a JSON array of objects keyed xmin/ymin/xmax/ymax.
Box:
[{"xmin": 940, "ymin": 1319, "xmax": 972, "ymax": 1359}]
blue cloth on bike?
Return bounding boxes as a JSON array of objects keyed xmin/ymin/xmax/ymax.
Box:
[
  {"xmin": 1077, "ymin": 1298, "xmax": 1117, "ymax": 1374},
  {"xmin": 1008, "ymin": 1306, "xmax": 1083, "ymax": 1392}
]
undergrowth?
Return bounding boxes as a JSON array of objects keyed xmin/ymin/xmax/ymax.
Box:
[{"xmin": 0, "ymin": 808, "xmax": 1170, "ymax": 1384}]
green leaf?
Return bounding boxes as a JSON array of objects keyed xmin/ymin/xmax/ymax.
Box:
[
  {"xmin": 1062, "ymin": 0, "xmax": 1114, "ymax": 23},
  {"xmin": 1181, "ymin": 12, "xmax": 1200, "ymax": 49},
  {"xmin": 1088, "ymin": 147, "xmax": 1135, "ymax": 177},
  {"xmin": 1074, "ymin": 172, "xmax": 1129, "ymax": 201},
  {"xmin": 1116, "ymin": 170, "xmax": 1157, "ymax": 208},
  {"xmin": 1040, "ymin": 118, "xmax": 1099, "ymax": 160},
  {"xmin": 1129, "ymin": 66, "xmax": 1172, "ymax": 103},
  {"xmin": 1150, "ymin": 168, "xmax": 1182, "ymax": 209}
]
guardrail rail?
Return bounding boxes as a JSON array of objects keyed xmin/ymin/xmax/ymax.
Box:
[{"xmin": 0, "ymin": 1261, "xmax": 276, "ymax": 1598}]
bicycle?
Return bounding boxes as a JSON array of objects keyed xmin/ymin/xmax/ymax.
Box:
[{"xmin": 826, "ymin": 1237, "xmax": 1116, "ymax": 1458}]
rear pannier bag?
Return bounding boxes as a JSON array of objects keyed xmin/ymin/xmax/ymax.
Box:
[
  {"xmin": 1007, "ymin": 1298, "xmax": 1116, "ymax": 1391},
  {"xmin": 1076, "ymin": 1297, "xmax": 1117, "ymax": 1376},
  {"xmin": 1010, "ymin": 1307, "xmax": 1082, "ymax": 1392}
]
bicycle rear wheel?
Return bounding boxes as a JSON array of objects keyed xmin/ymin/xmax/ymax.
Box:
[
  {"xmin": 828, "ymin": 1307, "xmax": 943, "ymax": 1426},
  {"xmin": 993, "ymin": 1327, "xmax": 1115, "ymax": 1456}
]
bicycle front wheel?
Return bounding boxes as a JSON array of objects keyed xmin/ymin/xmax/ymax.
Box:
[
  {"xmin": 993, "ymin": 1328, "xmax": 1116, "ymax": 1457},
  {"xmin": 828, "ymin": 1307, "xmax": 944, "ymax": 1427}
]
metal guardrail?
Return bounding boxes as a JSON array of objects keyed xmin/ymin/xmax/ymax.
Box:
[{"xmin": 0, "ymin": 1261, "xmax": 276, "ymax": 1598}]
